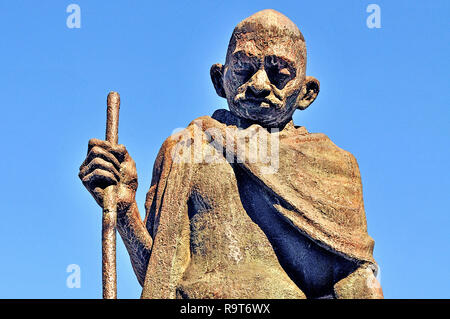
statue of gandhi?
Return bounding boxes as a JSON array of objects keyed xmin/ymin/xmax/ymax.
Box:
[{"xmin": 79, "ymin": 9, "xmax": 383, "ymax": 299}]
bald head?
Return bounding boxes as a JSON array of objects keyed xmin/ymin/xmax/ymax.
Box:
[
  {"xmin": 235, "ymin": 9, "xmax": 304, "ymax": 38},
  {"xmin": 227, "ymin": 9, "xmax": 306, "ymax": 66},
  {"xmin": 211, "ymin": 9, "xmax": 319, "ymax": 127}
]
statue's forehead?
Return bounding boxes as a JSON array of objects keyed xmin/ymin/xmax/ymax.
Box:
[{"xmin": 230, "ymin": 31, "xmax": 304, "ymax": 63}]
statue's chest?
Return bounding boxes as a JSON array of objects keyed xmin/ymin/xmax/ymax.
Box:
[
  {"xmin": 186, "ymin": 162, "xmax": 279, "ymax": 265},
  {"xmin": 177, "ymin": 162, "xmax": 304, "ymax": 298}
]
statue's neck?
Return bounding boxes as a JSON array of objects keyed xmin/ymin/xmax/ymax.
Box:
[{"xmin": 212, "ymin": 109, "xmax": 295, "ymax": 132}]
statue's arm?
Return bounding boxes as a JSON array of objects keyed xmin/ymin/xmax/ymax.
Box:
[
  {"xmin": 116, "ymin": 201, "xmax": 152, "ymax": 287},
  {"xmin": 79, "ymin": 138, "xmax": 152, "ymax": 287}
]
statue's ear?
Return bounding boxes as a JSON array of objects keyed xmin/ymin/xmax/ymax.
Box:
[
  {"xmin": 210, "ymin": 63, "xmax": 226, "ymax": 98},
  {"xmin": 297, "ymin": 76, "xmax": 320, "ymax": 110}
]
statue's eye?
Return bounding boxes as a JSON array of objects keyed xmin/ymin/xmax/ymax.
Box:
[
  {"xmin": 266, "ymin": 66, "xmax": 292, "ymax": 89},
  {"xmin": 264, "ymin": 56, "xmax": 296, "ymax": 89},
  {"xmin": 233, "ymin": 62, "xmax": 255, "ymax": 83}
]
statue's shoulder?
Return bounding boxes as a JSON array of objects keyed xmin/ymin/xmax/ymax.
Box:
[
  {"xmin": 284, "ymin": 125, "xmax": 331, "ymax": 145},
  {"xmin": 150, "ymin": 115, "xmax": 213, "ymax": 184},
  {"xmin": 153, "ymin": 114, "xmax": 216, "ymax": 166},
  {"xmin": 158, "ymin": 115, "xmax": 213, "ymax": 150},
  {"xmin": 289, "ymin": 128, "xmax": 359, "ymax": 166}
]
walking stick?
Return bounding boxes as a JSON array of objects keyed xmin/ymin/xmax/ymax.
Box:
[{"xmin": 102, "ymin": 91, "xmax": 120, "ymax": 299}]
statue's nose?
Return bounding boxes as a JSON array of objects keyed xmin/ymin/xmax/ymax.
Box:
[{"xmin": 247, "ymin": 69, "xmax": 271, "ymax": 98}]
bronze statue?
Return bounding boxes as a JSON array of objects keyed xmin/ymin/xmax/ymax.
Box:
[{"xmin": 79, "ymin": 9, "xmax": 383, "ymax": 299}]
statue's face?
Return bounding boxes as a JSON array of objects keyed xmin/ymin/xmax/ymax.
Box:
[
  {"xmin": 211, "ymin": 10, "xmax": 319, "ymax": 128},
  {"xmin": 222, "ymin": 32, "xmax": 306, "ymax": 127}
]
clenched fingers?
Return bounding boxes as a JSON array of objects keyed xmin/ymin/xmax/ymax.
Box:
[
  {"xmin": 81, "ymin": 145, "xmax": 121, "ymax": 172},
  {"xmin": 87, "ymin": 138, "xmax": 127, "ymax": 162},
  {"xmin": 79, "ymin": 157, "xmax": 120, "ymax": 182},
  {"xmin": 81, "ymin": 168, "xmax": 118, "ymax": 190}
]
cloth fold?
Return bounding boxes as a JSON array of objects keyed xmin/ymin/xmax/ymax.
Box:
[{"xmin": 141, "ymin": 110, "xmax": 376, "ymax": 298}]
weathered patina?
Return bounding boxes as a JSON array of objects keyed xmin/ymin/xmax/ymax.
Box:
[{"xmin": 79, "ymin": 9, "xmax": 383, "ymax": 299}]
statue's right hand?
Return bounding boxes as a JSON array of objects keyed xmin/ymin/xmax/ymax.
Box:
[{"xmin": 79, "ymin": 138, "xmax": 138, "ymax": 212}]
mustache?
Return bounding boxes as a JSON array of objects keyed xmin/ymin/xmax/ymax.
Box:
[{"xmin": 235, "ymin": 94, "xmax": 282, "ymax": 109}]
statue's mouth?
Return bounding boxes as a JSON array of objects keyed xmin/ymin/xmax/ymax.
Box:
[{"xmin": 239, "ymin": 97, "xmax": 281, "ymax": 110}]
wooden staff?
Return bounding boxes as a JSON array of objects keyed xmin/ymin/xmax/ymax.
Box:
[{"xmin": 102, "ymin": 91, "xmax": 120, "ymax": 299}]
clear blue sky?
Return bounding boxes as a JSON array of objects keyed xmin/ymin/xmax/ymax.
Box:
[{"xmin": 0, "ymin": 0, "xmax": 448, "ymax": 299}]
